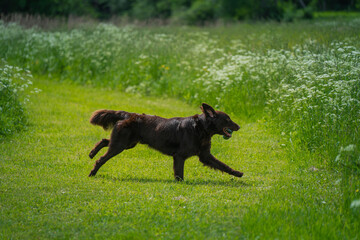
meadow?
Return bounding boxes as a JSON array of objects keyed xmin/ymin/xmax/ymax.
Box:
[{"xmin": 0, "ymin": 19, "xmax": 360, "ymax": 238}]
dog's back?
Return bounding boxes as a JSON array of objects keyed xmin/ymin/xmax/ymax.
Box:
[{"xmin": 135, "ymin": 114, "xmax": 206, "ymax": 157}]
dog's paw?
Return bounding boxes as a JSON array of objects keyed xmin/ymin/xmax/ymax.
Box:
[
  {"xmin": 174, "ymin": 176, "xmax": 184, "ymax": 182},
  {"xmin": 232, "ymin": 171, "xmax": 244, "ymax": 178},
  {"xmin": 88, "ymin": 170, "xmax": 97, "ymax": 177},
  {"xmin": 89, "ymin": 151, "xmax": 95, "ymax": 159}
]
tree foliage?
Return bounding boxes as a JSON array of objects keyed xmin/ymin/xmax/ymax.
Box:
[{"xmin": 0, "ymin": 0, "xmax": 359, "ymax": 23}]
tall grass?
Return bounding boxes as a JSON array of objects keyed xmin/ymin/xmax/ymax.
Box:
[{"xmin": 1, "ymin": 20, "xmax": 359, "ymax": 167}]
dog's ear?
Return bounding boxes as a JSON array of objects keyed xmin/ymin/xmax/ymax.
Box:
[{"xmin": 201, "ymin": 103, "xmax": 217, "ymax": 118}]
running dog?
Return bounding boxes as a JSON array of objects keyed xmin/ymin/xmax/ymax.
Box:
[{"xmin": 88, "ymin": 103, "xmax": 243, "ymax": 180}]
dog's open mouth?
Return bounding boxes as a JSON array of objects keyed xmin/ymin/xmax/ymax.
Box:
[{"xmin": 223, "ymin": 128, "xmax": 233, "ymax": 139}]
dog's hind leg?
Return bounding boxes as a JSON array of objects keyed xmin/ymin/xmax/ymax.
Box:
[
  {"xmin": 199, "ymin": 152, "xmax": 243, "ymax": 178},
  {"xmin": 173, "ymin": 155, "xmax": 186, "ymax": 181},
  {"xmin": 89, "ymin": 138, "xmax": 110, "ymax": 159},
  {"xmin": 88, "ymin": 144, "xmax": 124, "ymax": 177},
  {"xmin": 89, "ymin": 122, "xmax": 136, "ymax": 177},
  {"xmin": 89, "ymin": 135, "xmax": 123, "ymax": 177}
]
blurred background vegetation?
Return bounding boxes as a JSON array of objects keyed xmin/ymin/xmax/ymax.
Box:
[{"xmin": 0, "ymin": 0, "xmax": 359, "ymax": 24}]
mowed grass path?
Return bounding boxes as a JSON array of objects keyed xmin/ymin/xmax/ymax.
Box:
[{"xmin": 0, "ymin": 79, "xmax": 350, "ymax": 239}]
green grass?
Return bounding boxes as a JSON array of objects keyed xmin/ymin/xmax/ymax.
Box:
[
  {"xmin": 1, "ymin": 20, "xmax": 360, "ymax": 239},
  {"xmin": 1, "ymin": 78, "xmax": 359, "ymax": 239}
]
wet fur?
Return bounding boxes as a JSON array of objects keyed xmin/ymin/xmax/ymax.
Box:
[{"xmin": 88, "ymin": 103, "xmax": 243, "ymax": 180}]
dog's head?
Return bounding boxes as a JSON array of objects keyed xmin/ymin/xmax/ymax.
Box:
[{"xmin": 200, "ymin": 103, "xmax": 240, "ymax": 139}]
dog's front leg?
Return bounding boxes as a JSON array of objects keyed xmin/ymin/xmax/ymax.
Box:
[
  {"xmin": 173, "ymin": 156, "xmax": 186, "ymax": 181},
  {"xmin": 199, "ymin": 152, "xmax": 243, "ymax": 178}
]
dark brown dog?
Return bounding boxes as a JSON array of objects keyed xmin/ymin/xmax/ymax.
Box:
[{"xmin": 88, "ymin": 103, "xmax": 243, "ymax": 180}]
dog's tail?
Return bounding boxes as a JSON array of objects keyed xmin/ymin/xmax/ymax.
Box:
[{"xmin": 90, "ymin": 110, "xmax": 129, "ymax": 130}]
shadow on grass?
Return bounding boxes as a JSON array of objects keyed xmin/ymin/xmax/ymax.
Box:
[{"xmin": 95, "ymin": 174, "xmax": 250, "ymax": 188}]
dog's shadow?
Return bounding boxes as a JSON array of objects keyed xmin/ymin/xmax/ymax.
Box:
[{"xmin": 96, "ymin": 174, "xmax": 250, "ymax": 188}]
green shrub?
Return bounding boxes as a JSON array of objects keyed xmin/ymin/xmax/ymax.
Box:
[
  {"xmin": 194, "ymin": 39, "xmax": 360, "ymax": 157},
  {"xmin": 0, "ymin": 63, "xmax": 36, "ymax": 138},
  {"xmin": 181, "ymin": 0, "xmax": 216, "ymax": 25}
]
